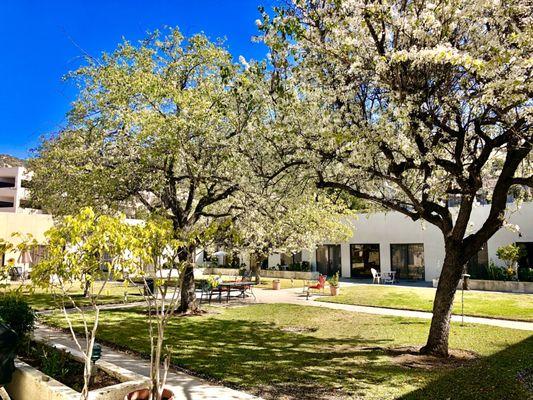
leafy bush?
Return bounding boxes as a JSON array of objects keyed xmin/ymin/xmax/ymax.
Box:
[
  {"xmin": 518, "ymin": 267, "xmax": 533, "ymax": 282},
  {"xmin": 0, "ymin": 292, "xmax": 36, "ymax": 338},
  {"xmin": 496, "ymin": 244, "xmax": 524, "ymax": 267},
  {"xmin": 484, "ymin": 260, "xmax": 507, "ymax": 281},
  {"xmin": 301, "ymin": 261, "xmax": 311, "ymax": 272},
  {"xmin": 40, "ymin": 346, "xmax": 73, "ymax": 382}
]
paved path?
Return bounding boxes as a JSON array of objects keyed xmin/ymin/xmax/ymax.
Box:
[
  {"xmin": 34, "ymin": 324, "xmax": 260, "ymax": 400},
  {"xmin": 253, "ymin": 287, "xmax": 533, "ymax": 331}
]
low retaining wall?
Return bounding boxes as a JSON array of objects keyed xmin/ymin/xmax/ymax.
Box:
[
  {"xmin": 7, "ymin": 361, "xmax": 79, "ymax": 400},
  {"xmin": 434, "ymin": 278, "xmax": 533, "ymax": 293},
  {"xmin": 6, "ymin": 338, "xmax": 149, "ymax": 400},
  {"xmin": 6, "ymin": 360, "xmax": 148, "ymax": 400},
  {"xmin": 258, "ymin": 270, "xmax": 317, "ymax": 280},
  {"xmin": 201, "ymin": 267, "xmax": 317, "ymax": 280},
  {"xmin": 467, "ymin": 279, "xmax": 533, "ymax": 293},
  {"xmin": 201, "ymin": 267, "xmax": 241, "ymax": 276}
]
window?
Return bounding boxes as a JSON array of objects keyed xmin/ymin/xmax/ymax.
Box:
[
  {"xmin": 0, "ymin": 200, "xmax": 14, "ymax": 208},
  {"xmin": 350, "ymin": 244, "xmax": 380, "ymax": 278},
  {"xmin": 316, "ymin": 245, "xmax": 341, "ymax": 276},
  {"xmin": 466, "ymin": 243, "xmax": 489, "ymax": 279},
  {"xmin": 516, "ymin": 242, "xmax": 533, "ymax": 274},
  {"xmin": 280, "ymin": 251, "xmax": 302, "ymax": 266},
  {"xmin": 390, "ymin": 244, "xmax": 425, "ymax": 280}
]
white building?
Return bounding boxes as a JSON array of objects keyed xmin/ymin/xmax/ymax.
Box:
[
  {"xmin": 0, "ymin": 167, "xmax": 30, "ymax": 213},
  {"xmin": 0, "ymin": 167, "xmax": 54, "ymax": 269},
  {"xmin": 266, "ymin": 202, "xmax": 533, "ymax": 282}
]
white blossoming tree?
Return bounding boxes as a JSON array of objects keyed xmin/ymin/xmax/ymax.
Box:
[
  {"xmin": 257, "ymin": 0, "xmax": 532, "ymax": 356},
  {"xmin": 234, "ymin": 191, "xmax": 354, "ymax": 281}
]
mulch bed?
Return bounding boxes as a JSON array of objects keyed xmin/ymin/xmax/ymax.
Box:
[{"xmin": 19, "ymin": 341, "xmax": 121, "ymax": 392}]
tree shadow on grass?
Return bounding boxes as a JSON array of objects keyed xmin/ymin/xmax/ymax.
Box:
[
  {"xmin": 60, "ymin": 305, "xmax": 532, "ymax": 400},
  {"xmin": 91, "ymin": 308, "xmax": 436, "ymax": 400},
  {"xmin": 398, "ymin": 335, "xmax": 533, "ymax": 400}
]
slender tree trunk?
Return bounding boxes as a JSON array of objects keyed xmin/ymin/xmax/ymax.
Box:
[
  {"xmin": 83, "ymin": 279, "xmax": 91, "ymax": 298},
  {"xmin": 151, "ymin": 319, "xmax": 164, "ymax": 400},
  {"xmin": 420, "ymin": 246, "xmax": 464, "ymax": 357}
]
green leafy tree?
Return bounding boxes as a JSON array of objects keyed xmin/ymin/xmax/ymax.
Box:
[
  {"xmin": 257, "ymin": 0, "xmax": 532, "ymax": 356},
  {"xmin": 29, "ymin": 28, "xmax": 264, "ymax": 313},
  {"xmin": 32, "ymin": 208, "xmax": 137, "ymax": 400},
  {"xmin": 0, "ymin": 239, "xmax": 14, "ymax": 285},
  {"xmin": 127, "ymin": 219, "xmax": 183, "ymax": 400}
]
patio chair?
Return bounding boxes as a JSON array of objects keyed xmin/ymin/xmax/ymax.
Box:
[
  {"xmin": 198, "ymin": 281, "xmax": 228, "ymax": 304},
  {"xmin": 303, "ymin": 274, "xmax": 326, "ymax": 299},
  {"xmin": 381, "ymin": 272, "xmax": 395, "ymax": 284},
  {"xmin": 8, "ymin": 267, "xmax": 24, "ymax": 281},
  {"xmin": 371, "ymin": 268, "xmax": 381, "ymax": 284}
]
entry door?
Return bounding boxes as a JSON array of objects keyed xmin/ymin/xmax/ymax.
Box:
[{"xmin": 316, "ymin": 245, "xmax": 342, "ymax": 276}]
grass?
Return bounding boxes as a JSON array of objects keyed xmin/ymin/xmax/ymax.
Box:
[
  {"xmin": 1, "ymin": 281, "xmax": 144, "ymax": 311},
  {"xmin": 5, "ymin": 275, "xmax": 303, "ymax": 311},
  {"xmin": 42, "ymin": 303, "xmax": 533, "ymax": 399},
  {"xmin": 317, "ymin": 285, "xmax": 533, "ymax": 321}
]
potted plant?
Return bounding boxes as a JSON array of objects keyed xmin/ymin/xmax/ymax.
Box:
[
  {"xmin": 328, "ymin": 272, "xmax": 340, "ymax": 296},
  {"xmin": 272, "ymin": 279, "xmax": 281, "ymax": 290}
]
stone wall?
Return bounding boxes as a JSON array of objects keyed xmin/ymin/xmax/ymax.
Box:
[
  {"xmin": 201, "ymin": 267, "xmax": 318, "ymax": 280},
  {"xmin": 434, "ymin": 278, "xmax": 533, "ymax": 293},
  {"xmin": 467, "ymin": 279, "xmax": 533, "ymax": 293}
]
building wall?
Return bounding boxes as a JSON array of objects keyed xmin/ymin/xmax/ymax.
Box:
[
  {"xmin": 0, "ymin": 212, "xmax": 54, "ymax": 263},
  {"xmin": 267, "ymin": 202, "xmax": 533, "ymax": 281}
]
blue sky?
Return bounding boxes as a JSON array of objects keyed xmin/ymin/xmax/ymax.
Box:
[{"xmin": 0, "ymin": 0, "xmax": 278, "ymax": 158}]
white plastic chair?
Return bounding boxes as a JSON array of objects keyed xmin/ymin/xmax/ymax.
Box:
[{"xmin": 371, "ymin": 268, "xmax": 381, "ymax": 284}]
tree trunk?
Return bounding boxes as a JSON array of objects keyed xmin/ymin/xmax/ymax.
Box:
[
  {"xmin": 251, "ymin": 263, "xmax": 261, "ymax": 284},
  {"xmin": 83, "ymin": 279, "xmax": 91, "ymax": 298},
  {"xmin": 177, "ymin": 263, "xmax": 198, "ymax": 314},
  {"xmin": 420, "ymin": 248, "xmax": 464, "ymax": 357}
]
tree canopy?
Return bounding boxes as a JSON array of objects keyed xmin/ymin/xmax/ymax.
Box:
[{"xmin": 255, "ymin": 0, "xmax": 532, "ymax": 356}]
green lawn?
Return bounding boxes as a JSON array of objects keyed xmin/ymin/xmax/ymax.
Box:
[
  {"xmin": 42, "ymin": 303, "xmax": 533, "ymax": 399},
  {"xmin": 2, "ymin": 281, "xmax": 144, "ymax": 311},
  {"xmin": 317, "ymin": 285, "xmax": 533, "ymax": 321}
]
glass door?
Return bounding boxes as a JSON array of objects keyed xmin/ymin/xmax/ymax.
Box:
[
  {"xmin": 390, "ymin": 244, "xmax": 425, "ymax": 280},
  {"xmin": 316, "ymin": 245, "xmax": 342, "ymax": 276},
  {"xmin": 350, "ymin": 244, "xmax": 380, "ymax": 278}
]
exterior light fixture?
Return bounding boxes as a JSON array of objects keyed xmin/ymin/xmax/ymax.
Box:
[{"xmin": 91, "ymin": 343, "xmax": 102, "ymax": 363}]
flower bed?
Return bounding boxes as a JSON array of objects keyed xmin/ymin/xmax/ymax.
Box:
[{"xmin": 6, "ymin": 340, "xmax": 148, "ymax": 400}]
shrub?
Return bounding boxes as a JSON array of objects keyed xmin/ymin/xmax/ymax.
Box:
[
  {"xmin": 496, "ymin": 244, "xmax": 524, "ymax": 267},
  {"xmin": 0, "ymin": 292, "xmax": 35, "ymax": 338},
  {"xmin": 288, "ymin": 262, "xmax": 302, "ymax": 271},
  {"xmin": 485, "ymin": 260, "xmax": 507, "ymax": 281},
  {"xmin": 518, "ymin": 267, "xmax": 533, "ymax": 282},
  {"xmin": 301, "ymin": 261, "xmax": 311, "ymax": 272}
]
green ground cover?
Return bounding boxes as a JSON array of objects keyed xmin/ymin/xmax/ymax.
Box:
[
  {"xmin": 1, "ymin": 282, "xmax": 143, "ymax": 310},
  {"xmin": 317, "ymin": 285, "xmax": 533, "ymax": 321},
  {"xmin": 42, "ymin": 303, "xmax": 533, "ymax": 400}
]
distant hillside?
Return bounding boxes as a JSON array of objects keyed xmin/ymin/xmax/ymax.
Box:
[{"xmin": 0, "ymin": 154, "xmax": 26, "ymax": 168}]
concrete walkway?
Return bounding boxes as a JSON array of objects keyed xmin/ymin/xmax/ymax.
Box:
[
  {"xmin": 253, "ymin": 287, "xmax": 533, "ymax": 331},
  {"xmin": 34, "ymin": 324, "xmax": 260, "ymax": 400}
]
